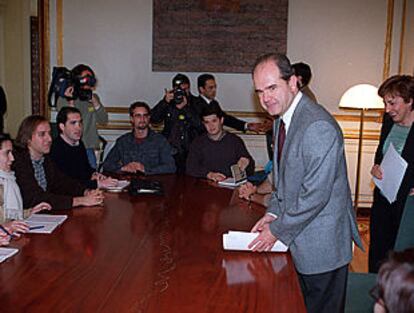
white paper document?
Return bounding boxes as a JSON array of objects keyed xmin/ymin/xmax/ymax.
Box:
[
  {"xmin": 0, "ymin": 247, "xmax": 19, "ymax": 263},
  {"xmin": 25, "ymin": 214, "xmax": 68, "ymax": 234},
  {"xmin": 218, "ymin": 177, "xmax": 247, "ymax": 187},
  {"xmin": 223, "ymin": 231, "xmax": 288, "ymax": 252},
  {"xmin": 373, "ymin": 143, "xmax": 408, "ymax": 203},
  {"xmin": 104, "ymin": 180, "xmax": 130, "ymax": 192}
]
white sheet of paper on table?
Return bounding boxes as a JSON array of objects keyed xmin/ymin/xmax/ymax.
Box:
[
  {"xmin": 25, "ymin": 214, "xmax": 68, "ymax": 234},
  {"xmin": 222, "ymin": 231, "xmax": 288, "ymax": 252},
  {"xmin": 0, "ymin": 247, "xmax": 19, "ymax": 263}
]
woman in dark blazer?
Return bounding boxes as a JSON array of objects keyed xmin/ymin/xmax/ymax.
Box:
[{"xmin": 369, "ymin": 75, "xmax": 414, "ymax": 273}]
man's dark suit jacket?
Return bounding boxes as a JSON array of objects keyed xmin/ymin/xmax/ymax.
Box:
[
  {"xmin": 192, "ymin": 96, "xmax": 246, "ymax": 132},
  {"xmin": 13, "ymin": 148, "xmax": 87, "ymax": 210}
]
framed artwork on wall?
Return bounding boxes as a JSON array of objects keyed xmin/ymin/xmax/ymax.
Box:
[{"xmin": 153, "ymin": 0, "xmax": 288, "ymax": 73}]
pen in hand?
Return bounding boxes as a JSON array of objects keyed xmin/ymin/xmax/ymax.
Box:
[{"xmin": 0, "ymin": 224, "xmax": 14, "ymax": 238}]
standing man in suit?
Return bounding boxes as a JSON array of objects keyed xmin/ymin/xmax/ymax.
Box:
[
  {"xmin": 249, "ymin": 53, "xmax": 362, "ymax": 313},
  {"xmin": 193, "ymin": 74, "xmax": 266, "ymax": 132}
]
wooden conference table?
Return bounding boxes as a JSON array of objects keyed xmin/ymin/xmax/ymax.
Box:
[{"xmin": 0, "ymin": 175, "xmax": 305, "ymax": 313}]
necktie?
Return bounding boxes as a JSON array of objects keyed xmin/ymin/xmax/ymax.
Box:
[{"xmin": 277, "ymin": 119, "xmax": 286, "ymax": 164}]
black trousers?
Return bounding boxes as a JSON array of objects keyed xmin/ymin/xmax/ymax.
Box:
[
  {"xmin": 369, "ymin": 192, "xmax": 404, "ymax": 273},
  {"xmin": 297, "ymin": 264, "xmax": 348, "ymax": 313}
]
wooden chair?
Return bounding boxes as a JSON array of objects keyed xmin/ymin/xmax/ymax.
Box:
[{"xmin": 345, "ymin": 195, "xmax": 414, "ymax": 312}]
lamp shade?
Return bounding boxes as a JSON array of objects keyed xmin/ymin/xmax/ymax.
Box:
[{"xmin": 339, "ymin": 84, "xmax": 383, "ymax": 110}]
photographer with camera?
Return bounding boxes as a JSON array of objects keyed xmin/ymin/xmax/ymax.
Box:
[
  {"xmin": 56, "ymin": 64, "xmax": 108, "ymax": 169},
  {"xmin": 151, "ymin": 74, "xmax": 203, "ymax": 173}
]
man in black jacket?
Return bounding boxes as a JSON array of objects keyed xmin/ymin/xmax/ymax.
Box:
[{"xmin": 151, "ymin": 74, "xmax": 203, "ymax": 173}]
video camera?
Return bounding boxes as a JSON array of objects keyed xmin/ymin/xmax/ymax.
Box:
[
  {"xmin": 172, "ymin": 77, "xmax": 186, "ymax": 104},
  {"xmin": 48, "ymin": 66, "xmax": 97, "ymax": 107}
]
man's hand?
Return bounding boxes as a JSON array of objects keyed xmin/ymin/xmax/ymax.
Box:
[
  {"xmin": 97, "ymin": 177, "xmax": 118, "ymax": 189},
  {"xmin": 64, "ymin": 86, "xmax": 74, "ymax": 98},
  {"xmin": 30, "ymin": 202, "xmax": 52, "ymax": 215},
  {"xmin": 371, "ymin": 164, "xmax": 383, "ymax": 180},
  {"xmin": 0, "ymin": 232, "xmax": 10, "ymax": 246},
  {"xmin": 91, "ymin": 172, "xmax": 106, "ymax": 181},
  {"xmin": 237, "ymin": 157, "xmax": 250, "ymax": 171},
  {"xmin": 409, "ymin": 188, "xmax": 414, "ymax": 196},
  {"xmin": 247, "ymin": 121, "xmax": 272, "ymax": 133},
  {"xmin": 121, "ymin": 162, "xmax": 145, "ymax": 173},
  {"xmin": 74, "ymin": 189, "xmax": 105, "ymax": 207},
  {"xmin": 84, "ymin": 189, "xmax": 104, "ymax": 197},
  {"xmin": 207, "ymin": 172, "xmax": 226, "ymax": 182},
  {"xmin": 238, "ymin": 182, "xmax": 257, "ymax": 200},
  {"xmin": 248, "ymin": 223, "xmax": 277, "ymax": 252},
  {"xmin": 90, "ymin": 93, "xmax": 101, "ymax": 109},
  {"xmin": 164, "ymin": 89, "xmax": 174, "ymax": 104},
  {"xmin": 251, "ymin": 213, "xmax": 276, "ymax": 233}
]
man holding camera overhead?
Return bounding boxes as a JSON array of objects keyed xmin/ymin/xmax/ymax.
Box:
[
  {"xmin": 151, "ymin": 74, "xmax": 203, "ymax": 173},
  {"xmin": 57, "ymin": 64, "xmax": 108, "ymax": 169}
]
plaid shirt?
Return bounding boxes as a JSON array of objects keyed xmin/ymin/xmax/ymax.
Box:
[{"xmin": 31, "ymin": 157, "xmax": 47, "ymax": 191}]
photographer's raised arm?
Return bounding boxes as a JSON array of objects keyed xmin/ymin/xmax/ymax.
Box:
[{"xmin": 90, "ymin": 94, "xmax": 108, "ymax": 124}]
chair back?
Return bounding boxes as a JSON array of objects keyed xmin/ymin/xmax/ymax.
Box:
[{"xmin": 394, "ymin": 195, "xmax": 414, "ymax": 251}]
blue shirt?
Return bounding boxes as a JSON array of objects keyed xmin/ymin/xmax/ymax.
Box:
[{"xmin": 102, "ymin": 129, "xmax": 176, "ymax": 174}]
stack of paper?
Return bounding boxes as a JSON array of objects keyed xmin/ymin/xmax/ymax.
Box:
[
  {"xmin": 25, "ymin": 214, "xmax": 68, "ymax": 234},
  {"xmin": 223, "ymin": 231, "xmax": 288, "ymax": 252},
  {"xmin": 0, "ymin": 247, "xmax": 19, "ymax": 263}
]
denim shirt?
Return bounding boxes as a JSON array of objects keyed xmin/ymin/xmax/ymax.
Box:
[{"xmin": 102, "ymin": 129, "xmax": 176, "ymax": 174}]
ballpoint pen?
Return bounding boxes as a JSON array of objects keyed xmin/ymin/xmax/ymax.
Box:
[
  {"xmin": 29, "ymin": 226, "xmax": 45, "ymax": 230},
  {"xmin": 0, "ymin": 224, "xmax": 14, "ymax": 237}
]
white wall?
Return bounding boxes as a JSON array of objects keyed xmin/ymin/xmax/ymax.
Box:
[
  {"xmin": 59, "ymin": 0, "xmax": 388, "ymax": 113},
  {"xmin": 287, "ymin": 0, "xmax": 386, "ymax": 111}
]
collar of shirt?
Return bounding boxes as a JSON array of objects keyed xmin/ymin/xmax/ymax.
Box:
[
  {"xmin": 31, "ymin": 156, "xmax": 45, "ymax": 165},
  {"xmin": 60, "ymin": 135, "xmax": 80, "ymax": 146},
  {"xmin": 280, "ymin": 91, "xmax": 302, "ymax": 133},
  {"xmin": 200, "ymin": 94, "xmax": 213, "ymax": 104}
]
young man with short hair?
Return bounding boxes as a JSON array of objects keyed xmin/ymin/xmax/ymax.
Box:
[
  {"xmin": 50, "ymin": 106, "xmax": 117, "ymax": 189},
  {"xmin": 186, "ymin": 103, "xmax": 255, "ymax": 181}
]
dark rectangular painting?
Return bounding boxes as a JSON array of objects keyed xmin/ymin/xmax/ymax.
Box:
[{"xmin": 153, "ymin": 0, "xmax": 288, "ymax": 73}]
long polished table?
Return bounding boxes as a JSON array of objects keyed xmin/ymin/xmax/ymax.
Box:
[{"xmin": 0, "ymin": 175, "xmax": 306, "ymax": 312}]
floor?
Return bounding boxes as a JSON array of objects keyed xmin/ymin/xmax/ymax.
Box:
[{"xmin": 350, "ymin": 217, "xmax": 370, "ymax": 273}]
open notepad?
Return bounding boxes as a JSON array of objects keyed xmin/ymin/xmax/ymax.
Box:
[
  {"xmin": 0, "ymin": 247, "xmax": 19, "ymax": 263},
  {"xmin": 25, "ymin": 214, "xmax": 68, "ymax": 234},
  {"xmin": 223, "ymin": 231, "xmax": 288, "ymax": 252}
]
